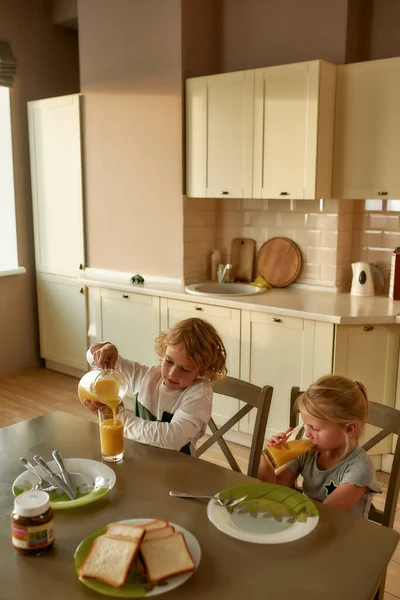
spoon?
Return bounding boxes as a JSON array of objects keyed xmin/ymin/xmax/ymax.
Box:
[
  {"xmin": 169, "ymin": 491, "xmax": 248, "ymax": 508},
  {"xmin": 19, "ymin": 457, "xmax": 57, "ymax": 492}
]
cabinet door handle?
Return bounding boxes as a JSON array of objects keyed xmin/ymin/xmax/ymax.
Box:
[
  {"xmin": 195, "ymin": 306, "xmax": 203, "ymax": 311},
  {"xmin": 79, "ymin": 263, "xmax": 84, "ymax": 270},
  {"xmin": 363, "ymin": 325, "xmax": 374, "ymax": 332},
  {"xmin": 122, "ymin": 294, "xmax": 129, "ymax": 299},
  {"xmin": 80, "ymin": 287, "xmax": 84, "ymax": 294},
  {"xmin": 221, "ymin": 191, "xmax": 229, "ymax": 195},
  {"xmin": 272, "ymin": 317, "xmax": 282, "ymax": 322},
  {"xmin": 378, "ymin": 191, "xmax": 388, "ymax": 196},
  {"xmin": 279, "ymin": 192, "xmax": 289, "ymax": 196}
]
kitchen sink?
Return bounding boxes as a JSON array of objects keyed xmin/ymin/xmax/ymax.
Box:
[{"xmin": 185, "ymin": 282, "xmax": 267, "ymax": 297}]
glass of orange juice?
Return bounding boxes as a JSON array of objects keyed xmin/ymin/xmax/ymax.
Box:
[
  {"xmin": 98, "ymin": 404, "xmax": 125, "ymax": 462},
  {"xmin": 262, "ymin": 439, "xmax": 312, "ymax": 470}
]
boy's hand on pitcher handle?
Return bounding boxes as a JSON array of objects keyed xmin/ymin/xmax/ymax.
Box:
[
  {"xmin": 265, "ymin": 427, "xmax": 293, "ymax": 447},
  {"xmin": 91, "ymin": 343, "xmax": 118, "ymax": 369}
]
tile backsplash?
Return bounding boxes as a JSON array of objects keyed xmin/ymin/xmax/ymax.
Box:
[{"xmin": 183, "ymin": 197, "xmax": 400, "ymax": 292}]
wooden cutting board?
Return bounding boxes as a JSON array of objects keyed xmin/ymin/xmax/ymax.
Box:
[
  {"xmin": 230, "ymin": 238, "xmax": 256, "ymax": 282},
  {"xmin": 256, "ymin": 237, "xmax": 302, "ymax": 287}
]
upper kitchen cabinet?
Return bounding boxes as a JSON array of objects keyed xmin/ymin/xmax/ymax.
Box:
[
  {"xmin": 186, "ymin": 71, "xmax": 254, "ymax": 199},
  {"xmin": 333, "ymin": 57, "xmax": 400, "ymax": 199},
  {"xmin": 28, "ymin": 94, "xmax": 85, "ymax": 277},
  {"xmin": 253, "ymin": 60, "xmax": 336, "ymax": 200}
]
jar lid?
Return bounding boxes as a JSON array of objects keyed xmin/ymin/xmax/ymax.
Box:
[{"xmin": 13, "ymin": 490, "xmax": 50, "ymax": 517}]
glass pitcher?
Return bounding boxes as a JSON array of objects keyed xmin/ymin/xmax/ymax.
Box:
[{"xmin": 78, "ymin": 368, "xmax": 129, "ymax": 412}]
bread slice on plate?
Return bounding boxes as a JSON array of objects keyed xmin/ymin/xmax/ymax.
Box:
[
  {"xmin": 105, "ymin": 522, "xmax": 145, "ymax": 542},
  {"xmin": 140, "ymin": 532, "xmax": 196, "ymax": 584},
  {"xmin": 139, "ymin": 519, "xmax": 169, "ymax": 532},
  {"xmin": 143, "ymin": 525, "xmax": 175, "ymax": 542},
  {"xmin": 79, "ymin": 534, "xmax": 140, "ymax": 588}
]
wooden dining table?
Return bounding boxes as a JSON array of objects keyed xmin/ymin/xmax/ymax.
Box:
[{"xmin": 1, "ymin": 411, "xmax": 399, "ymax": 600}]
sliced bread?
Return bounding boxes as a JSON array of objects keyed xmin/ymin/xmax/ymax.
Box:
[
  {"xmin": 79, "ymin": 534, "xmax": 140, "ymax": 588},
  {"xmin": 105, "ymin": 522, "xmax": 145, "ymax": 542},
  {"xmin": 138, "ymin": 519, "xmax": 169, "ymax": 532},
  {"xmin": 143, "ymin": 525, "xmax": 175, "ymax": 542},
  {"xmin": 140, "ymin": 532, "xmax": 196, "ymax": 584}
]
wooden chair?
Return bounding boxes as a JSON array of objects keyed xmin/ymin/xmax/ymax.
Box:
[
  {"xmin": 290, "ymin": 386, "xmax": 400, "ymax": 600},
  {"xmin": 196, "ymin": 376, "xmax": 273, "ymax": 478}
]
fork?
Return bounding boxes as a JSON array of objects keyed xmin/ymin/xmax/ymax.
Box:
[{"xmin": 169, "ymin": 491, "xmax": 247, "ymax": 508}]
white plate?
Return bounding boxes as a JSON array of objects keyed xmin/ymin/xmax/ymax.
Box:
[
  {"xmin": 12, "ymin": 458, "xmax": 116, "ymax": 509},
  {"xmin": 207, "ymin": 482, "xmax": 319, "ymax": 544},
  {"xmin": 74, "ymin": 518, "xmax": 201, "ymax": 597}
]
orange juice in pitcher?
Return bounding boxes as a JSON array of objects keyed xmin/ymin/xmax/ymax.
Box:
[{"xmin": 78, "ymin": 369, "xmax": 128, "ymax": 416}]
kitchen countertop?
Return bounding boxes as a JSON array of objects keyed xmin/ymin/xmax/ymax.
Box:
[{"xmin": 80, "ymin": 269, "xmax": 400, "ymax": 325}]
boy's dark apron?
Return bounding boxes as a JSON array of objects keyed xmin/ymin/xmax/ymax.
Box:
[{"xmin": 134, "ymin": 395, "xmax": 191, "ymax": 455}]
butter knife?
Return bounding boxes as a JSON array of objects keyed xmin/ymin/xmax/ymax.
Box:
[
  {"xmin": 51, "ymin": 450, "xmax": 77, "ymax": 499},
  {"xmin": 33, "ymin": 455, "xmax": 76, "ymax": 501}
]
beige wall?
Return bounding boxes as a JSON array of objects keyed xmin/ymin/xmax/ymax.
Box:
[
  {"xmin": 368, "ymin": 0, "xmax": 400, "ymax": 60},
  {"xmin": 0, "ymin": 0, "xmax": 79, "ymax": 375},
  {"xmin": 78, "ymin": 0, "xmax": 185, "ymax": 280},
  {"xmin": 52, "ymin": 0, "xmax": 78, "ymax": 28},
  {"xmin": 221, "ymin": 0, "xmax": 350, "ymax": 71}
]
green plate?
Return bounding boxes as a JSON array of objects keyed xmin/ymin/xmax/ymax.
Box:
[
  {"xmin": 74, "ymin": 519, "xmax": 201, "ymax": 597},
  {"xmin": 207, "ymin": 482, "xmax": 319, "ymax": 544},
  {"xmin": 12, "ymin": 458, "xmax": 116, "ymax": 509}
]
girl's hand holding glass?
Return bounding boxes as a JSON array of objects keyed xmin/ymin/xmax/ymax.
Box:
[{"xmin": 265, "ymin": 427, "xmax": 293, "ymax": 447}]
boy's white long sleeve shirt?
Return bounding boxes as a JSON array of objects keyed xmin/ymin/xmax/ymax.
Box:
[{"xmin": 87, "ymin": 347, "xmax": 213, "ymax": 455}]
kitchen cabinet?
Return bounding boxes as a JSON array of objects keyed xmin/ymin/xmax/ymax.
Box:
[
  {"xmin": 186, "ymin": 70, "xmax": 254, "ymax": 199},
  {"xmin": 28, "ymin": 94, "xmax": 85, "ymax": 277},
  {"xmin": 160, "ymin": 298, "xmax": 241, "ymax": 429},
  {"xmin": 334, "ymin": 323, "xmax": 400, "ymax": 454},
  {"xmin": 241, "ymin": 311, "xmax": 334, "ymax": 437},
  {"xmin": 186, "ymin": 60, "xmax": 335, "ymax": 201},
  {"xmin": 100, "ymin": 289, "xmax": 160, "ymax": 367},
  {"xmin": 332, "ymin": 57, "xmax": 400, "ymax": 199},
  {"xmin": 36, "ymin": 273, "xmax": 88, "ymax": 370},
  {"xmin": 253, "ymin": 60, "xmax": 336, "ymax": 200}
]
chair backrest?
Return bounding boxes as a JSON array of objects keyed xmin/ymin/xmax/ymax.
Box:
[
  {"xmin": 290, "ymin": 386, "xmax": 400, "ymax": 528},
  {"xmin": 196, "ymin": 376, "xmax": 273, "ymax": 478}
]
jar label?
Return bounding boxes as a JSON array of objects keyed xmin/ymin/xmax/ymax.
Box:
[{"xmin": 12, "ymin": 520, "xmax": 55, "ymax": 549}]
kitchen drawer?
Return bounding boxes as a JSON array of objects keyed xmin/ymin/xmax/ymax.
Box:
[
  {"xmin": 100, "ymin": 288, "xmax": 154, "ymax": 306},
  {"xmin": 166, "ymin": 298, "xmax": 237, "ymax": 320},
  {"xmin": 250, "ymin": 311, "xmax": 304, "ymax": 330}
]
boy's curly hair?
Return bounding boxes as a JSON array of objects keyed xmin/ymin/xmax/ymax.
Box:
[{"xmin": 154, "ymin": 318, "xmax": 227, "ymax": 383}]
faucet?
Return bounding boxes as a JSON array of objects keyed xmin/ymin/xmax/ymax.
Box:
[{"xmin": 217, "ymin": 263, "xmax": 232, "ymax": 284}]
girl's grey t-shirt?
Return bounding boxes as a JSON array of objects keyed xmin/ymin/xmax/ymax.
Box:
[{"xmin": 286, "ymin": 446, "xmax": 382, "ymax": 518}]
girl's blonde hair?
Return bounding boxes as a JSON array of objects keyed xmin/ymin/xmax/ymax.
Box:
[
  {"xmin": 155, "ymin": 318, "xmax": 227, "ymax": 383},
  {"xmin": 295, "ymin": 374, "xmax": 369, "ymax": 454}
]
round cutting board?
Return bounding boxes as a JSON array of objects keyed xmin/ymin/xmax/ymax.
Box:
[{"xmin": 257, "ymin": 237, "xmax": 302, "ymax": 288}]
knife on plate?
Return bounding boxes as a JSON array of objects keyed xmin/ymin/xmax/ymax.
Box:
[
  {"xmin": 33, "ymin": 455, "xmax": 76, "ymax": 500},
  {"xmin": 51, "ymin": 450, "xmax": 77, "ymax": 499}
]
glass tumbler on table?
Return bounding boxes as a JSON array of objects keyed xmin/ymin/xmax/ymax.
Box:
[{"xmin": 98, "ymin": 403, "xmax": 125, "ymax": 462}]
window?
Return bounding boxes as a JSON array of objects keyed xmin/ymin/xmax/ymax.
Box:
[{"xmin": 0, "ymin": 86, "xmax": 24, "ymax": 275}]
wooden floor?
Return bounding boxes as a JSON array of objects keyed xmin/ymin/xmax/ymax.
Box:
[{"xmin": 1, "ymin": 367, "xmax": 399, "ymax": 599}]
